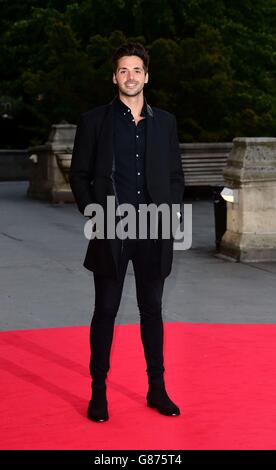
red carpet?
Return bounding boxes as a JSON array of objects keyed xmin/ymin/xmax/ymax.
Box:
[{"xmin": 1, "ymin": 323, "xmax": 276, "ymax": 450}]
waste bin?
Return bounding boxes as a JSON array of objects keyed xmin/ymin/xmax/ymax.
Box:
[{"xmin": 213, "ymin": 187, "xmax": 227, "ymax": 250}]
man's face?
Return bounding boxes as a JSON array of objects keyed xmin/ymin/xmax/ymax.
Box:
[{"xmin": 113, "ymin": 55, "xmax": 149, "ymax": 97}]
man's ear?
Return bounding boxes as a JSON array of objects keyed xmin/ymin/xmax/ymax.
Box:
[
  {"xmin": 112, "ymin": 73, "xmax": 117, "ymax": 84},
  {"xmin": 144, "ymin": 72, "xmax": 149, "ymax": 84}
]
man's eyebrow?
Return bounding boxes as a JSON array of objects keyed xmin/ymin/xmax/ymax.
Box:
[{"xmin": 118, "ymin": 66, "xmax": 144, "ymax": 71}]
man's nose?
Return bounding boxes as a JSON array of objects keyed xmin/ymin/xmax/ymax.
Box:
[{"xmin": 127, "ymin": 71, "xmax": 134, "ymax": 80}]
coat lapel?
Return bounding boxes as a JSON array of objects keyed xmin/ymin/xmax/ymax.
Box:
[{"xmin": 145, "ymin": 100, "xmax": 154, "ymax": 184}]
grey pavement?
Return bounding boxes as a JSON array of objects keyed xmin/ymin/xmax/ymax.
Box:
[{"xmin": 0, "ymin": 181, "xmax": 276, "ymax": 331}]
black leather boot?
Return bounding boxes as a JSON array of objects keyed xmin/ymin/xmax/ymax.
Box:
[
  {"xmin": 146, "ymin": 383, "xmax": 180, "ymax": 416},
  {"xmin": 87, "ymin": 385, "xmax": 109, "ymax": 422}
]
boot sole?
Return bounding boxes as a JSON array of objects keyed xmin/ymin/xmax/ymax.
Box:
[
  {"xmin": 87, "ymin": 413, "xmax": 109, "ymax": 422},
  {"xmin": 147, "ymin": 401, "xmax": 180, "ymax": 416}
]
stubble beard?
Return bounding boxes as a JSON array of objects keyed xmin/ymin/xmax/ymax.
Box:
[{"xmin": 119, "ymin": 84, "xmax": 144, "ymax": 98}]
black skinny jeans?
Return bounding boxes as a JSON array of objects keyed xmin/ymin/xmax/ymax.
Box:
[{"xmin": 90, "ymin": 238, "xmax": 165, "ymax": 389}]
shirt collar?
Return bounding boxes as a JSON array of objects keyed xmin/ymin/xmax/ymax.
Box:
[{"xmin": 114, "ymin": 95, "xmax": 147, "ymax": 118}]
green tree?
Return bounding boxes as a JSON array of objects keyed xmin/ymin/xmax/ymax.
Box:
[{"xmin": 1, "ymin": 0, "xmax": 276, "ymax": 146}]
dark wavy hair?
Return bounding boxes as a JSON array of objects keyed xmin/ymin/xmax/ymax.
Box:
[{"xmin": 112, "ymin": 42, "xmax": 149, "ymax": 73}]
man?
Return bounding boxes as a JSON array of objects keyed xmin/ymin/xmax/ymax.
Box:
[{"xmin": 69, "ymin": 43, "xmax": 184, "ymax": 422}]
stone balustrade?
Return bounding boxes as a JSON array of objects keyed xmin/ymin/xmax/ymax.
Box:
[
  {"xmin": 219, "ymin": 137, "xmax": 276, "ymax": 262},
  {"xmin": 27, "ymin": 122, "xmax": 76, "ymax": 203}
]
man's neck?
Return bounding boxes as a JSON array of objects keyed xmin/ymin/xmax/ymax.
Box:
[{"xmin": 118, "ymin": 92, "xmax": 144, "ymax": 118}]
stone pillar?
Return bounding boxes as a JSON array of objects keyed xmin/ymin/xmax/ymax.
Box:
[
  {"xmin": 219, "ymin": 137, "xmax": 276, "ymax": 262},
  {"xmin": 27, "ymin": 121, "xmax": 76, "ymax": 203}
]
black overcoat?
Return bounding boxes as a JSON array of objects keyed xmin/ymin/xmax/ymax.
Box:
[{"xmin": 69, "ymin": 97, "xmax": 185, "ymax": 279}]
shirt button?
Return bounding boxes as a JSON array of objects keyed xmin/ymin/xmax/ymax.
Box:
[
  {"xmin": 136, "ymin": 154, "xmax": 139, "ymax": 157},
  {"xmin": 137, "ymin": 172, "xmax": 140, "ymax": 175},
  {"xmin": 136, "ymin": 135, "xmax": 139, "ymax": 138},
  {"xmin": 127, "ymin": 109, "xmax": 130, "ymax": 112},
  {"xmin": 138, "ymin": 209, "xmax": 140, "ymax": 213},
  {"xmin": 137, "ymin": 190, "xmax": 141, "ymax": 194}
]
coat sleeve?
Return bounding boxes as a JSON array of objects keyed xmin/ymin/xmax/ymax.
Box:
[
  {"xmin": 69, "ymin": 114, "xmax": 95, "ymax": 215},
  {"xmin": 170, "ymin": 115, "xmax": 185, "ymax": 205}
]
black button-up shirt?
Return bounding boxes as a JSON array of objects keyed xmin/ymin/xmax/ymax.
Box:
[{"xmin": 113, "ymin": 96, "xmax": 151, "ymax": 213}]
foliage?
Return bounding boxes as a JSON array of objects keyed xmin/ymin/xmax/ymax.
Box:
[{"xmin": 0, "ymin": 0, "xmax": 275, "ymax": 146}]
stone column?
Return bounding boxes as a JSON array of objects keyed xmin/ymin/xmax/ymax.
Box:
[
  {"xmin": 27, "ymin": 121, "xmax": 76, "ymax": 203},
  {"xmin": 219, "ymin": 137, "xmax": 276, "ymax": 262}
]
